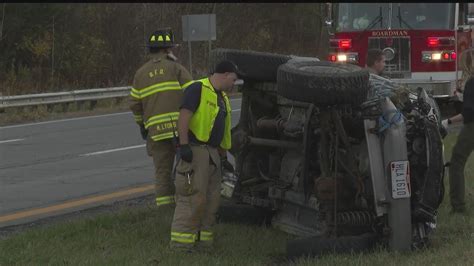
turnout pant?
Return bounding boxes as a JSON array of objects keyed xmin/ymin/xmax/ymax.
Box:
[
  {"xmin": 449, "ymin": 123, "xmax": 474, "ymax": 211},
  {"xmin": 170, "ymin": 144, "xmax": 222, "ymax": 247},
  {"xmin": 147, "ymin": 138, "xmax": 176, "ymax": 206}
]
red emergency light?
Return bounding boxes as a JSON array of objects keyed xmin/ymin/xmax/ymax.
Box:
[
  {"xmin": 442, "ymin": 52, "xmax": 450, "ymax": 60},
  {"xmin": 339, "ymin": 39, "xmax": 352, "ymax": 49},
  {"xmin": 330, "ymin": 39, "xmax": 352, "ymax": 49},
  {"xmin": 451, "ymin": 52, "xmax": 457, "ymax": 60},
  {"xmin": 427, "ymin": 37, "xmax": 455, "ymax": 48},
  {"xmin": 427, "ymin": 37, "xmax": 439, "ymax": 47}
]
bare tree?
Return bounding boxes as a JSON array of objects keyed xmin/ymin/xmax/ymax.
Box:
[
  {"xmin": 51, "ymin": 15, "xmax": 55, "ymax": 88},
  {"xmin": 0, "ymin": 3, "xmax": 6, "ymax": 41},
  {"xmin": 143, "ymin": 3, "xmax": 147, "ymax": 58}
]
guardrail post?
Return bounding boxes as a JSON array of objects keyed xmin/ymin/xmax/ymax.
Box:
[
  {"xmin": 89, "ymin": 100, "xmax": 97, "ymax": 110},
  {"xmin": 18, "ymin": 105, "xmax": 36, "ymax": 114},
  {"xmin": 77, "ymin": 101, "xmax": 85, "ymax": 110},
  {"xmin": 47, "ymin": 104, "xmax": 54, "ymax": 112},
  {"xmin": 115, "ymin": 97, "xmax": 123, "ymax": 105},
  {"xmin": 61, "ymin": 103, "xmax": 69, "ymax": 112}
]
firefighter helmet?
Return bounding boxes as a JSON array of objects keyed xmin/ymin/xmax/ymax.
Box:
[{"xmin": 148, "ymin": 28, "xmax": 176, "ymax": 49}]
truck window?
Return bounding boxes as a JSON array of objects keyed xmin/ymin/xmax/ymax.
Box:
[
  {"xmin": 395, "ymin": 3, "xmax": 455, "ymax": 30},
  {"xmin": 336, "ymin": 4, "xmax": 389, "ymax": 32},
  {"xmin": 336, "ymin": 3, "xmax": 455, "ymax": 32}
]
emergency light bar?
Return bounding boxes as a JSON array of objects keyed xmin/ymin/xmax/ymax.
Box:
[
  {"xmin": 328, "ymin": 52, "xmax": 358, "ymax": 63},
  {"xmin": 426, "ymin": 37, "xmax": 455, "ymax": 48},
  {"xmin": 421, "ymin": 50, "xmax": 456, "ymax": 62},
  {"xmin": 329, "ymin": 39, "xmax": 352, "ymax": 49}
]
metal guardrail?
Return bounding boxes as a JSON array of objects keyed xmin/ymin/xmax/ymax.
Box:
[{"xmin": 0, "ymin": 87, "xmax": 131, "ymax": 109}]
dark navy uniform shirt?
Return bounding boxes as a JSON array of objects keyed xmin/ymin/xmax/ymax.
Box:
[
  {"xmin": 463, "ymin": 77, "xmax": 474, "ymax": 124},
  {"xmin": 180, "ymin": 81, "xmax": 227, "ymax": 147}
]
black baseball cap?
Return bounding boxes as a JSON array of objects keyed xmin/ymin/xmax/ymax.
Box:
[{"xmin": 213, "ymin": 60, "xmax": 244, "ymax": 79}]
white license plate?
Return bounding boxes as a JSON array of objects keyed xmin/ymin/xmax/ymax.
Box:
[{"xmin": 390, "ymin": 160, "xmax": 411, "ymax": 199}]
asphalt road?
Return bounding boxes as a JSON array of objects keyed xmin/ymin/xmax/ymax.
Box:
[{"xmin": 0, "ymin": 98, "xmax": 242, "ymax": 224}]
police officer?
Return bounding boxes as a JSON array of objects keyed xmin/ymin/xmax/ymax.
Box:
[
  {"xmin": 442, "ymin": 76, "xmax": 474, "ymax": 213},
  {"xmin": 169, "ymin": 60, "xmax": 241, "ymax": 252},
  {"xmin": 130, "ymin": 28, "xmax": 193, "ymax": 208}
]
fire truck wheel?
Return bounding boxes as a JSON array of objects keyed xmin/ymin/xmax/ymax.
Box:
[
  {"xmin": 277, "ymin": 60, "xmax": 370, "ymax": 106},
  {"xmin": 209, "ymin": 48, "xmax": 291, "ymax": 82},
  {"xmin": 286, "ymin": 233, "xmax": 378, "ymax": 259},
  {"xmin": 217, "ymin": 199, "xmax": 274, "ymax": 226}
]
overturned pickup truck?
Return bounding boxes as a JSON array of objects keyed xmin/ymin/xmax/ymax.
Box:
[{"xmin": 211, "ymin": 49, "xmax": 446, "ymax": 258}]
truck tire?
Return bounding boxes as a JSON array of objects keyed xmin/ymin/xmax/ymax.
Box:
[
  {"xmin": 251, "ymin": 82, "xmax": 278, "ymax": 92},
  {"xmin": 209, "ymin": 48, "xmax": 291, "ymax": 82},
  {"xmin": 277, "ymin": 61, "xmax": 370, "ymax": 106},
  {"xmin": 217, "ymin": 200, "xmax": 274, "ymax": 226},
  {"xmin": 286, "ymin": 233, "xmax": 378, "ymax": 259}
]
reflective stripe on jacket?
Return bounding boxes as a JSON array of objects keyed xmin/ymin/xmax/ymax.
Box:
[{"xmin": 129, "ymin": 52, "xmax": 192, "ymax": 141}]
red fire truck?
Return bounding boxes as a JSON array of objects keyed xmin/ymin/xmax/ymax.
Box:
[{"xmin": 327, "ymin": 3, "xmax": 474, "ymax": 104}]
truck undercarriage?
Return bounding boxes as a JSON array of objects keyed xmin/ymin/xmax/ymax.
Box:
[{"xmin": 212, "ymin": 49, "xmax": 446, "ymax": 258}]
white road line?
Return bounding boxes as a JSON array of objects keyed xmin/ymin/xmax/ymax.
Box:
[
  {"xmin": 80, "ymin": 144, "xmax": 145, "ymax": 157},
  {"xmin": 0, "ymin": 112, "xmax": 131, "ymax": 130},
  {"xmin": 80, "ymin": 109, "xmax": 240, "ymax": 157},
  {"xmin": 0, "ymin": 138, "xmax": 25, "ymax": 144}
]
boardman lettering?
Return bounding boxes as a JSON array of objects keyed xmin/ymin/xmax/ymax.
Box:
[{"xmin": 372, "ymin": 30, "xmax": 408, "ymax": 37}]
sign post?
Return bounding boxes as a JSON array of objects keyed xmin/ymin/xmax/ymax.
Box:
[{"xmin": 182, "ymin": 14, "xmax": 216, "ymax": 77}]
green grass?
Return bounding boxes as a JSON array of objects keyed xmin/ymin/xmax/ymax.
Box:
[{"xmin": 1, "ymin": 134, "xmax": 473, "ymax": 265}]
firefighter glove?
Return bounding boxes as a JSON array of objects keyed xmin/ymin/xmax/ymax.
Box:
[
  {"xmin": 221, "ymin": 157, "xmax": 234, "ymax": 173},
  {"xmin": 139, "ymin": 124, "xmax": 148, "ymax": 140},
  {"xmin": 180, "ymin": 144, "xmax": 193, "ymax": 163}
]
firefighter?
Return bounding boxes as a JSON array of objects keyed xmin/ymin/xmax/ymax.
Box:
[
  {"xmin": 366, "ymin": 48, "xmax": 386, "ymax": 76},
  {"xmin": 442, "ymin": 76, "xmax": 474, "ymax": 214},
  {"xmin": 170, "ymin": 60, "xmax": 241, "ymax": 252},
  {"xmin": 129, "ymin": 28, "xmax": 193, "ymax": 208}
]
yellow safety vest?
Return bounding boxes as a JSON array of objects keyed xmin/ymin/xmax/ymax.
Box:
[{"xmin": 188, "ymin": 78, "xmax": 232, "ymax": 150}]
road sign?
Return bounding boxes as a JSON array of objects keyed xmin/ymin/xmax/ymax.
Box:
[
  {"xmin": 182, "ymin": 14, "xmax": 216, "ymax": 42},
  {"xmin": 182, "ymin": 14, "xmax": 216, "ymax": 75}
]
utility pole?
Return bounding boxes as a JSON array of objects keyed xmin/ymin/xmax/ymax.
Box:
[
  {"xmin": 160, "ymin": 3, "xmax": 164, "ymax": 25},
  {"xmin": 208, "ymin": 3, "xmax": 217, "ymax": 69},
  {"xmin": 143, "ymin": 3, "xmax": 147, "ymax": 58}
]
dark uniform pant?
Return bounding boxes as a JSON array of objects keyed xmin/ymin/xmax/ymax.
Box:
[
  {"xmin": 170, "ymin": 144, "xmax": 222, "ymax": 248},
  {"xmin": 147, "ymin": 138, "xmax": 176, "ymax": 206},
  {"xmin": 449, "ymin": 123, "xmax": 474, "ymax": 211}
]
